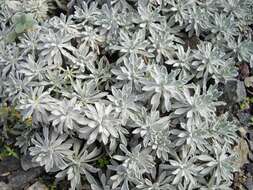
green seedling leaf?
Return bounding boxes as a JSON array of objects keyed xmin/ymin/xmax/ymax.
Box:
[
  {"xmin": 12, "ymin": 12, "xmax": 23, "ymax": 24},
  {"xmin": 0, "ymin": 145, "xmax": 19, "ymax": 160},
  {"xmin": 6, "ymin": 31, "xmax": 17, "ymax": 42},
  {"xmin": 12, "ymin": 13, "xmax": 35, "ymax": 34},
  {"xmin": 15, "ymin": 23, "xmax": 26, "ymax": 33}
]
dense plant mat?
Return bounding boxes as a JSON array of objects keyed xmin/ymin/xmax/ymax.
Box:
[{"xmin": 0, "ymin": 0, "xmax": 253, "ymax": 189}]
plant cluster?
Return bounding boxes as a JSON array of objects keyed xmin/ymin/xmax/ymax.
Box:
[{"xmin": 0, "ymin": 0, "xmax": 253, "ymax": 189}]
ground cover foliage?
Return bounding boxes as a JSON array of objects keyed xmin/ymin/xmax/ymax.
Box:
[{"xmin": 0, "ymin": 0, "xmax": 253, "ymax": 189}]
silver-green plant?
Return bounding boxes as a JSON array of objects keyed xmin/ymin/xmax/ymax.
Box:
[{"xmin": 0, "ymin": 0, "xmax": 251, "ymax": 189}]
